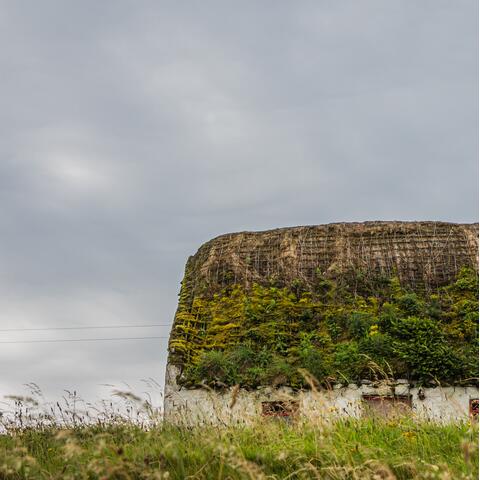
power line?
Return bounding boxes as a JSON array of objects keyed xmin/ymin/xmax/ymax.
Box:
[
  {"xmin": 0, "ymin": 324, "xmax": 171, "ymax": 332},
  {"xmin": 0, "ymin": 336, "xmax": 169, "ymax": 344}
]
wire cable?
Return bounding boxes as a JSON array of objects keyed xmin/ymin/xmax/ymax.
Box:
[
  {"xmin": 0, "ymin": 336, "xmax": 169, "ymax": 344},
  {"xmin": 0, "ymin": 324, "xmax": 171, "ymax": 332}
]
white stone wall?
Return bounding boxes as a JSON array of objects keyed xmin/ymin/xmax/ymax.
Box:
[{"xmin": 164, "ymin": 373, "xmax": 478, "ymax": 425}]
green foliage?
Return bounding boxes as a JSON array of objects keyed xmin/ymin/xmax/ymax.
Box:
[
  {"xmin": 347, "ymin": 312, "xmax": 374, "ymax": 339},
  {"xmin": 172, "ymin": 268, "xmax": 479, "ymax": 389},
  {"xmin": 0, "ymin": 418, "xmax": 477, "ymax": 479},
  {"xmin": 190, "ymin": 350, "xmax": 237, "ymax": 386},
  {"xmin": 296, "ymin": 332, "xmax": 333, "ymax": 385},
  {"xmin": 390, "ymin": 316, "xmax": 460, "ymax": 381},
  {"xmin": 397, "ymin": 293, "xmax": 424, "ymax": 316},
  {"xmin": 189, "ymin": 345, "xmax": 302, "ymax": 388},
  {"xmin": 333, "ymin": 341, "xmax": 366, "ymax": 380},
  {"xmin": 453, "ymin": 266, "xmax": 479, "ymax": 292}
]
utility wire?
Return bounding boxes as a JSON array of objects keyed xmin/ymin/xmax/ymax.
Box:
[
  {"xmin": 0, "ymin": 336, "xmax": 169, "ymax": 344},
  {"xmin": 0, "ymin": 324, "xmax": 171, "ymax": 332}
]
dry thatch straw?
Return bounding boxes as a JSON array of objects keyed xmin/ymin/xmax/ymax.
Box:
[{"xmin": 182, "ymin": 221, "xmax": 478, "ymax": 297}]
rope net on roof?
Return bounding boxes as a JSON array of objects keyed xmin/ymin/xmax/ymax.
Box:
[{"xmin": 168, "ymin": 221, "xmax": 479, "ymax": 371}]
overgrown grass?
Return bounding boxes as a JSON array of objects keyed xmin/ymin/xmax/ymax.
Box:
[
  {"xmin": 0, "ymin": 385, "xmax": 477, "ymax": 479},
  {"xmin": 0, "ymin": 417, "xmax": 477, "ymax": 479}
]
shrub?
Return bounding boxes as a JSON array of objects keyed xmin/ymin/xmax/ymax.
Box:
[
  {"xmin": 391, "ymin": 316, "xmax": 460, "ymax": 381},
  {"xmin": 189, "ymin": 350, "xmax": 237, "ymax": 386},
  {"xmin": 260, "ymin": 356, "xmax": 299, "ymax": 388},
  {"xmin": 396, "ymin": 293, "xmax": 424, "ymax": 316},
  {"xmin": 347, "ymin": 312, "xmax": 374, "ymax": 339},
  {"xmin": 333, "ymin": 342, "xmax": 367, "ymax": 381}
]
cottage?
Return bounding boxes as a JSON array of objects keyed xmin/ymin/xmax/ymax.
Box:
[{"xmin": 164, "ymin": 222, "xmax": 479, "ymax": 424}]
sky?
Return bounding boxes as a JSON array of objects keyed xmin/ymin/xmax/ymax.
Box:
[{"xmin": 0, "ymin": 1, "xmax": 478, "ymax": 410}]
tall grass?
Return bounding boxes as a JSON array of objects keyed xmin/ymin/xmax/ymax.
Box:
[
  {"xmin": 0, "ymin": 386, "xmax": 477, "ymax": 479},
  {"xmin": 0, "ymin": 417, "xmax": 477, "ymax": 479}
]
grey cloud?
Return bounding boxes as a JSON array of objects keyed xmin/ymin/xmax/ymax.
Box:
[{"xmin": 0, "ymin": 0, "xmax": 477, "ymax": 405}]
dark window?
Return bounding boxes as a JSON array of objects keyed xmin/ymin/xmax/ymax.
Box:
[
  {"xmin": 469, "ymin": 399, "xmax": 478, "ymax": 419},
  {"xmin": 362, "ymin": 394, "xmax": 412, "ymax": 416},
  {"xmin": 261, "ymin": 401, "xmax": 299, "ymax": 417}
]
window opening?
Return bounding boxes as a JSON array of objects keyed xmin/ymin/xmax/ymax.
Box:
[
  {"xmin": 469, "ymin": 398, "xmax": 478, "ymax": 420},
  {"xmin": 261, "ymin": 401, "xmax": 299, "ymax": 417},
  {"xmin": 362, "ymin": 394, "xmax": 412, "ymax": 416}
]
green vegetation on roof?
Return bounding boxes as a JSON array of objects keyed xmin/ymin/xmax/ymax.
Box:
[{"xmin": 169, "ymin": 267, "xmax": 479, "ymax": 389}]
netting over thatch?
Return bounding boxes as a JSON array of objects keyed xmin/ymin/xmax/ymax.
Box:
[
  {"xmin": 168, "ymin": 221, "xmax": 478, "ymax": 370},
  {"xmin": 183, "ymin": 221, "xmax": 477, "ymax": 296}
]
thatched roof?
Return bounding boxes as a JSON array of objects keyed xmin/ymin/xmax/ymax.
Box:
[
  {"xmin": 166, "ymin": 221, "xmax": 479, "ymax": 384},
  {"xmin": 183, "ymin": 221, "xmax": 478, "ymax": 298}
]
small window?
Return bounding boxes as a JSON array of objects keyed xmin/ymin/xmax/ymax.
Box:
[
  {"xmin": 261, "ymin": 401, "xmax": 299, "ymax": 417},
  {"xmin": 362, "ymin": 394, "xmax": 412, "ymax": 417},
  {"xmin": 469, "ymin": 399, "xmax": 478, "ymax": 420}
]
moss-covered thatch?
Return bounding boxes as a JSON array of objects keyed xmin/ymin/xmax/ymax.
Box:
[{"xmin": 167, "ymin": 222, "xmax": 479, "ymax": 388}]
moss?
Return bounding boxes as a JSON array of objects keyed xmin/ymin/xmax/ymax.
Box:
[{"xmin": 169, "ymin": 267, "xmax": 478, "ymax": 389}]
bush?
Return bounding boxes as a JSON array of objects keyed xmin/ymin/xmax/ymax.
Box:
[
  {"xmin": 333, "ymin": 342, "xmax": 367, "ymax": 381},
  {"xmin": 391, "ymin": 316, "xmax": 461, "ymax": 381},
  {"xmin": 397, "ymin": 293, "xmax": 424, "ymax": 316},
  {"xmin": 347, "ymin": 312, "xmax": 373, "ymax": 339},
  {"xmin": 260, "ymin": 356, "xmax": 299, "ymax": 387},
  {"xmin": 189, "ymin": 350, "xmax": 237, "ymax": 386},
  {"xmin": 296, "ymin": 332, "xmax": 333, "ymax": 385}
]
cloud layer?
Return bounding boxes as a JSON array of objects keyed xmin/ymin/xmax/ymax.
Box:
[{"xmin": 0, "ymin": 0, "xmax": 477, "ymax": 405}]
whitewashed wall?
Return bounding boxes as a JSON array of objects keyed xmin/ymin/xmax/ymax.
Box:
[{"xmin": 164, "ymin": 365, "xmax": 478, "ymax": 425}]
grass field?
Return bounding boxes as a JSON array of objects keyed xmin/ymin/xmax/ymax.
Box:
[{"xmin": 0, "ymin": 416, "xmax": 477, "ymax": 479}]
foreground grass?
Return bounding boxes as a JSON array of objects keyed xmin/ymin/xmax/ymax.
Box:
[{"xmin": 0, "ymin": 418, "xmax": 477, "ymax": 479}]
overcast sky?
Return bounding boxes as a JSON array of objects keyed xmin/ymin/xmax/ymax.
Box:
[{"xmin": 0, "ymin": 1, "xmax": 478, "ymax": 409}]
